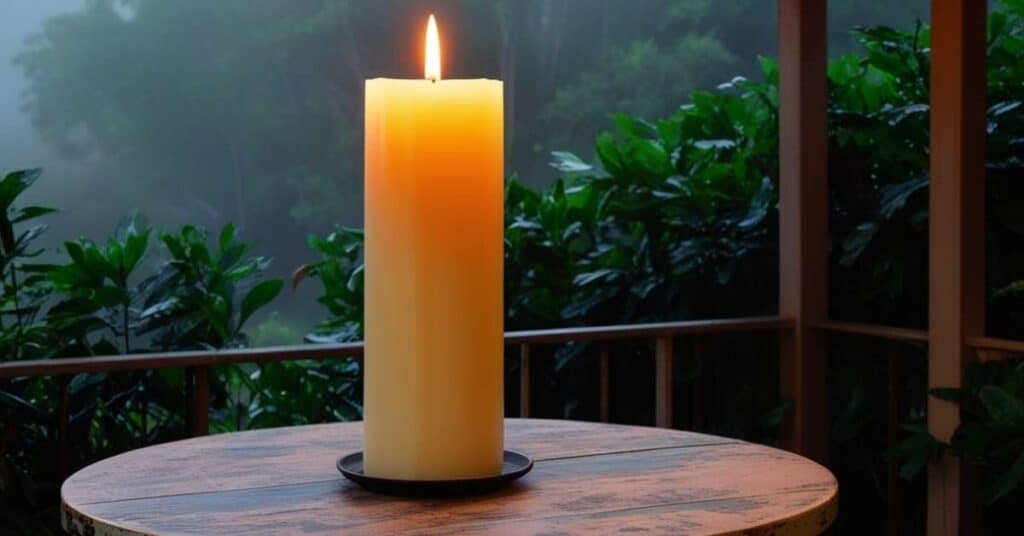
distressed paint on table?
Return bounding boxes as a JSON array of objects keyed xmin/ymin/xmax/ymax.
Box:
[{"xmin": 62, "ymin": 419, "xmax": 837, "ymax": 535}]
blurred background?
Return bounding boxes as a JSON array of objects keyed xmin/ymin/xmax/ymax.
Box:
[{"xmin": 1, "ymin": 0, "xmax": 928, "ymax": 339}]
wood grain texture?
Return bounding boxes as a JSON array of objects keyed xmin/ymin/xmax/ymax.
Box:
[{"xmin": 62, "ymin": 419, "xmax": 837, "ymax": 535}]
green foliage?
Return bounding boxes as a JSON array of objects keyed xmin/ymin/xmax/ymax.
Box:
[
  {"xmin": 293, "ymin": 227, "xmax": 364, "ymax": 343},
  {"xmin": 47, "ymin": 217, "xmax": 151, "ymax": 355},
  {"xmin": 0, "ymin": 172, "xmax": 284, "ymax": 534},
  {"xmin": 0, "ymin": 169, "xmax": 59, "ymax": 533},
  {"xmin": 139, "ymin": 223, "xmax": 282, "ymax": 349},
  {"xmin": 893, "ymin": 361, "xmax": 1024, "ymax": 505},
  {"xmin": 542, "ymin": 34, "xmax": 737, "ymax": 154},
  {"xmin": 0, "ymin": 169, "xmax": 56, "ymax": 363},
  {"xmin": 219, "ymin": 359, "xmax": 362, "ymax": 430},
  {"xmin": 510, "ymin": 70, "xmax": 780, "ymax": 328}
]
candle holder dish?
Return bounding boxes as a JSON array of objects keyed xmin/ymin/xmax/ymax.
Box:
[{"xmin": 337, "ymin": 450, "xmax": 533, "ymax": 497}]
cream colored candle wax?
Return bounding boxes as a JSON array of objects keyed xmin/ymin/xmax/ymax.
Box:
[{"xmin": 362, "ymin": 15, "xmax": 504, "ymax": 480}]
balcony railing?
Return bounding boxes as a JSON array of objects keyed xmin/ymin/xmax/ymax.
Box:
[
  {"xmin": 0, "ymin": 315, "xmax": 791, "ymax": 436},
  {"xmin": 3, "ymin": 314, "xmax": 1022, "ymax": 534},
  {"xmin": 3, "ymin": 314, "xmax": 1021, "ymax": 438}
]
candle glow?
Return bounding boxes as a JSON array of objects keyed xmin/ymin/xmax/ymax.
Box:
[{"xmin": 425, "ymin": 14, "xmax": 441, "ymax": 82}]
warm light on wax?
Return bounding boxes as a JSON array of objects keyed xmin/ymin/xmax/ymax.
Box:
[{"xmin": 362, "ymin": 16, "xmax": 504, "ymax": 480}]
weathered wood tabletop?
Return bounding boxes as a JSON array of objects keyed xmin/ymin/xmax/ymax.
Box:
[{"xmin": 62, "ymin": 419, "xmax": 837, "ymax": 535}]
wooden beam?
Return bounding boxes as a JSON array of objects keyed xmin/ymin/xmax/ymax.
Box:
[
  {"xmin": 928, "ymin": 0, "xmax": 987, "ymax": 534},
  {"xmin": 777, "ymin": 0, "xmax": 829, "ymax": 464}
]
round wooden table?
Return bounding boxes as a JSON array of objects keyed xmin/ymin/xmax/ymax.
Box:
[{"xmin": 62, "ymin": 419, "xmax": 837, "ymax": 535}]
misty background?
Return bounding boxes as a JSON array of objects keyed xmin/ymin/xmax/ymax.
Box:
[{"xmin": 1, "ymin": 0, "xmax": 928, "ymax": 341}]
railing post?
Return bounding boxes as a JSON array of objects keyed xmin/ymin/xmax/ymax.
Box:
[
  {"xmin": 778, "ymin": 0, "xmax": 829, "ymax": 464},
  {"xmin": 519, "ymin": 344, "xmax": 530, "ymax": 418},
  {"xmin": 186, "ymin": 366, "xmax": 210, "ymax": 437},
  {"xmin": 887, "ymin": 342, "xmax": 905, "ymax": 535},
  {"xmin": 57, "ymin": 374, "xmax": 71, "ymax": 479},
  {"xmin": 928, "ymin": 0, "xmax": 987, "ymax": 534},
  {"xmin": 691, "ymin": 337, "xmax": 705, "ymax": 431},
  {"xmin": 655, "ymin": 336, "xmax": 673, "ymax": 428},
  {"xmin": 599, "ymin": 343, "xmax": 610, "ymax": 422}
]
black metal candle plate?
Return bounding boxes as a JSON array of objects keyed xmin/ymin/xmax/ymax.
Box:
[{"xmin": 337, "ymin": 450, "xmax": 533, "ymax": 497}]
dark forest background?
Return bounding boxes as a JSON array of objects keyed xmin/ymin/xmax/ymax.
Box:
[{"xmin": 3, "ymin": 0, "xmax": 928, "ymax": 339}]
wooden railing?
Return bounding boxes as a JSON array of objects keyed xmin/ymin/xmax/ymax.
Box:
[
  {"xmin": 0, "ymin": 316, "xmax": 793, "ymax": 440},
  {"xmin": 507, "ymin": 317, "xmax": 793, "ymax": 425},
  {"xmin": 811, "ymin": 320, "xmax": 1024, "ymax": 533},
  {"xmin": 6, "ymin": 313, "xmax": 1021, "ymax": 531}
]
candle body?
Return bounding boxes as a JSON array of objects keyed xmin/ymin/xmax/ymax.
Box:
[{"xmin": 363, "ymin": 79, "xmax": 504, "ymax": 480}]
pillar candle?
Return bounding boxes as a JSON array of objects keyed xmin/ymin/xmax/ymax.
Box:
[{"xmin": 362, "ymin": 16, "xmax": 504, "ymax": 480}]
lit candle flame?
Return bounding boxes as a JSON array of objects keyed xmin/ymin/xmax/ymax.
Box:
[{"xmin": 425, "ymin": 14, "xmax": 441, "ymax": 82}]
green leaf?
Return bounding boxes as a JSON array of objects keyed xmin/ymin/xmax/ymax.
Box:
[
  {"xmin": 758, "ymin": 399, "xmax": 793, "ymax": 430},
  {"xmin": 92, "ymin": 285, "xmax": 129, "ymax": 307},
  {"xmin": 595, "ymin": 133, "xmax": 623, "ymax": 175},
  {"xmin": 692, "ymin": 139, "xmax": 736, "ymax": 150},
  {"xmin": 140, "ymin": 297, "xmax": 181, "ymax": 319},
  {"xmin": 0, "ymin": 168, "xmax": 42, "ymax": 210},
  {"xmin": 979, "ymin": 385, "xmax": 1024, "ymax": 428},
  {"xmin": 549, "ymin": 151, "xmax": 592, "ymax": 174},
  {"xmin": 994, "ymin": 280, "xmax": 1024, "ymax": 300},
  {"xmin": 239, "ymin": 279, "xmax": 283, "ymax": 328},
  {"xmin": 612, "ymin": 113, "xmax": 655, "ymax": 139},
  {"xmin": 879, "ymin": 176, "xmax": 928, "ymax": 219},
  {"xmin": 738, "ymin": 176, "xmax": 774, "ymax": 229},
  {"xmin": 224, "ymin": 260, "xmax": 259, "ymax": 282},
  {"xmin": 989, "ymin": 450, "xmax": 1024, "ymax": 505},
  {"xmin": 63, "ymin": 241, "xmax": 88, "ymax": 269},
  {"xmin": 123, "ymin": 227, "xmax": 151, "ymax": 275},
  {"xmin": 219, "ymin": 223, "xmax": 237, "ymax": 251},
  {"xmin": 573, "ymin": 269, "xmax": 620, "ymax": 287},
  {"xmin": 890, "ymin": 425, "xmax": 943, "ymax": 481},
  {"xmin": 929, "ymin": 387, "xmax": 964, "ymax": 403},
  {"xmin": 161, "ymin": 233, "xmax": 186, "ymax": 259},
  {"xmin": 989, "ymin": 100, "xmax": 1021, "ymax": 117},
  {"xmin": 10, "ymin": 206, "xmax": 57, "ymax": 224},
  {"xmin": 839, "ymin": 222, "xmax": 880, "ymax": 266}
]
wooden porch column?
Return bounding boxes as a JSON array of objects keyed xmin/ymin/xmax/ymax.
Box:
[
  {"xmin": 777, "ymin": 0, "xmax": 828, "ymax": 464},
  {"xmin": 928, "ymin": 1, "xmax": 986, "ymax": 534}
]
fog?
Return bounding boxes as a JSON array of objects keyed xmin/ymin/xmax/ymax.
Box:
[{"xmin": 0, "ymin": 0, "xmax": 927, "ymax": 338}]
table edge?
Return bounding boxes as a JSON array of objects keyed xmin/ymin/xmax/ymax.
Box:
[
  {"xmin": 60, "ymin": 419, "xmax": 839, "ymax": 536},
  {"xmin": 61, "ymin": 483, "xmax": 838, "ymax": 536}
]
